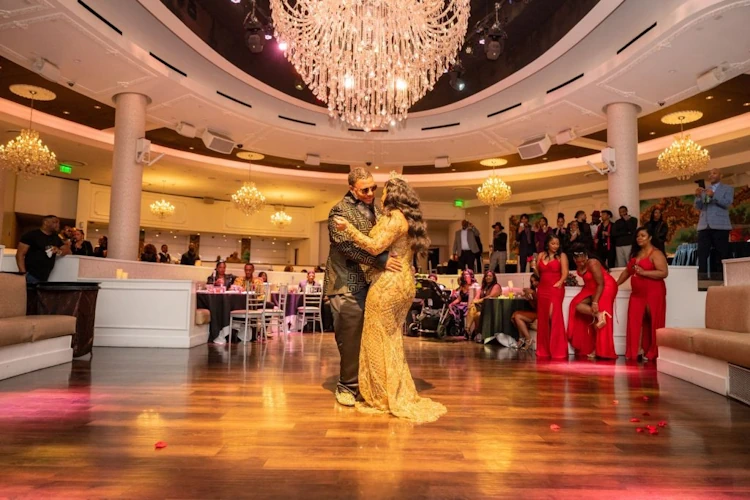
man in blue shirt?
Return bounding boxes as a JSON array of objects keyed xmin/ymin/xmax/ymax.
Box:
[{"xmin": 695, "ymin": 168, "xmax": 734, "ymax": 280}]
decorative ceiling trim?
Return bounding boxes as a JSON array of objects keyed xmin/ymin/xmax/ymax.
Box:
[{"xmin": 0, "ymin": 0, "xmax": 53, "ymax": 20}]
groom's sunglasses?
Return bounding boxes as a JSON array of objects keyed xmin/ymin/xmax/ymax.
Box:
[{"xmin": 358, "ymin": 185, "xmax": 378, "ymax": 194}]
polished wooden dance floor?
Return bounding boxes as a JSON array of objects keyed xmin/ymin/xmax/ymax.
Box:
[{"xmin": 1, "ymin": 334, "xmax": 749, "ymax": 499}]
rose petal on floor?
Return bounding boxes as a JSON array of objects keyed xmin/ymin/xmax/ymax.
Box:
[
  {"xmin": 658, "ymin": 421, "xmax": 668, "ymax": 428},
  {"xmin": 154, "ymin": 441, "xmax": 168, "ymax": 449},
  {"xmin": 642, "ymin": 412, "xmax": 651, "ymax": 417},
  {"xmin": 630, "ymin": 418, "xmax": 640, "ymax": 422},
  {"xmin": 636, "ymin": 427, "xmax": 644, "ymax": 433},
  {"xmin": 642, "ymin": 396, "xmax": 650, "ymax": 401},
  {"xmin": 550, "ymin": 424, "xmax": 561, "ymax": 431},
  {"xmin": 649, "ymin": 428, "xmax": 659, "ymax": 435}
]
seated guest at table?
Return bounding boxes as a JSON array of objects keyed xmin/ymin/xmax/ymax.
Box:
[
  {"xmin": 258, "ymin": 271, "xmax": 268, "ymax": 283},
  {"xmin": 535, "ymin": 233, "xmax": 568, "ymax": 359},
  {"xmin": 140, "ymin": 243, "xmax": 158, "ymax": 263},
  {"xmin": 466, "ymin": 271, "xmax": 503, "ymax": 339},
  {"xmin": 207, "ymin": 261, "xmax": 235, "ymax": 287},
  {"xmin": 616, "ymin": 226, "xmax": 668, "ymax": 361},
  {"xmin": 595, "ymin": 210, "xmax": 616, "ymax": 270},
  {"xmin": 646, "ymin": 208, "xmax": 669, "ymax": 254},
  {"xmin": 159, "ymin": 244, "xmax": 171, "ymax": 264},
  {"xmin": 512, "ymin": 273, "xmax": 540, "ymax": 350},
  {"xmin": 180, "ymin": 243, "xmax": 198, "ymax": 265},
  {"xmin": 226, "ymin": 252, "xmax": 242, "ymax": 263},
  {"xmin": 71, "ymin": 229, "xmax": 94, "ymax": 256},
  {"xmin": 94, "ymin": 235, "xmax": 108, "ymax": 258},
  {"xmin": 449, "ymin": 270, "xmax": 475, "ymax": 338},
  {"xmin": 283, "ymin": 265, "xmax": 294, "ymax": 272},
  {"xmin": 233, "ymin": 263, "xmax": 258, "ymax": 290},
  {"xmin": 567, "ymin": 243, "xmax": 617, "ymax": 359},
  {"xmin": 299, "ymin": 271, "xmax": 321, "ymax": 291}
]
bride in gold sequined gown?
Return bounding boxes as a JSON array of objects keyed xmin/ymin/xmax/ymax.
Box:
[{"xmin": 335, "ymin": 177, "xmax": 447, "ymax": 423}]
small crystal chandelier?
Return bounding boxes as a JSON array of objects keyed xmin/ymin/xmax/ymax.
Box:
[
  {"xmin": 232, "ymin": 164, "xmax": 266, "ymax": 215},
  {"xmin": 657, "ymin": 111, "xmax": 710, "ymax": 180},
  {"xmin": 477, "ymin": 171, "xmax": 512, "ymax": 207},
  {"xmin": 150, "ymin": 181, "xmax": 175, "ymax": 219},
  {"xmin": 0, "ymin": 85, "xmax": 58, "ymax": 177},
  {"xmin": 270, "ymin": 208, "xmax": 292, "ymax": 228},
  {"xmin": 270, "ymin": 0, "xmax": 471, "ymax": 131}
]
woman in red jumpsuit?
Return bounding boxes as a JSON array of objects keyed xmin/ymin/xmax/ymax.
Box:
[{"xmin": 617, "ymin": 226, "xmax": 668, "ymax": 361}]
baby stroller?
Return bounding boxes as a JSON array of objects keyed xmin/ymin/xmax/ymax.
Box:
[{"xmin": 408, "ymin": 279, "xmax": 458, "ymax": 338}]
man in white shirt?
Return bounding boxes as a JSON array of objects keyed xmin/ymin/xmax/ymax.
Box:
[
  {"xmin": 452, "ymin": 220, "xmax": 480, "ymax": 272},
  {"xmin": 590, "ymin": 211, "xmax": 601, "ymax": 239}
]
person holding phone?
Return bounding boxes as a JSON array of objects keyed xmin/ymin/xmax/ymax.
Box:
[{"xmin": 694, "ymin": 168, "xmax": 734, "ymax": 280}]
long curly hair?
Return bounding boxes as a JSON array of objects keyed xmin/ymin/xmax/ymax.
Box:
[{"xmin": 382, "ymin": 178, "xmax": 430, "ymax": 258}]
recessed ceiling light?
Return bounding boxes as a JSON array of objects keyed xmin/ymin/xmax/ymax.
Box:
[
  {"xmin": 189, "ymin": 146, "xmax": 194, "ymax": 150},
  {"xmin": 542, "ymin": 157, "xmax": 548, "ymax": 161},
  {"xmin": 374, "ymin": 166, "xmax": 379, "ymax": 169},
  {"xmin": 93, "ymin": 105, "xmax": 101, "ymax": 109},
  {"xmin": 451, "ymin": 168, "xmax": 456, "ymax": 171},
  {"xmin": 706, "ymin": 95, "xmax": 714, "ymax": 100},
  {"xmin": 479, "ymin": 158, "xmax": 508, "ymax": 167},
  {"xmin": 296, "ymin": 165, "xmax": 301, "ymax": 168},
  {"xmin": 236, "ymin": 151, "xmax": 265, "ymax": 161},
  {"xmin": 294, "ymin": 82, "xmax": 304, "ymax": 91},
  {"xmin": 727, "ymin": 98, "xmax": 732, "ymax": 102},
  {"xmin": 668, "ymin": 69, "xmax": 677, "ymax": 74},
  {"xmin": 62, "ymin": 110, "xmax": 70, "ymax": 115},
  {"xmin": 649, "ymin": 131, "xmax": 656, "ymax": 135},
  {"xmin": 744, "ymin": 102, "xmax": 750, "ymax": 107}
]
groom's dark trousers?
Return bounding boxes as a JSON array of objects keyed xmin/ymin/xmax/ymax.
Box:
[{"xmin": 329, "ymin": 288, "xmax": 368, "ymax": 395}]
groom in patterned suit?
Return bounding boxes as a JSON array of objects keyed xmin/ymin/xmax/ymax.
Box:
[{"xmin": 325, "ymin": 167, "xmax": 402, "ymax": 406}]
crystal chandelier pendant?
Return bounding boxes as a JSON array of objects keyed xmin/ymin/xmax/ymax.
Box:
[
  {"xmin": 657, "ymin": 111, "xmax": 710, "ymax": 180},
  {"xmin": 150, "ymin": 181, "xmax": 176, "ymax": 219},
  {"xmin": 232, "ymin": 182, "xmax": 266, "ymax": 216},
  {"xmin": 477, "ymin": 170, "xmax": 512, "ymax": 207},
  {"xmin": 270, "ymin": 208, "xmax": 292, "ymax": 228},
  {"xmin": 271, "ymin": 0, "xmax": 470, "ymax": 130},
  {"xmin": 0, "ymin": 85, "xmax": 58, "ymax": 177}
]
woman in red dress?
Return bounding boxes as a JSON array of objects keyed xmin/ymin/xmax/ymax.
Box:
[
  {"xmin": 616, "ymin": 226, "xmax": 668, "ymax": 361},
  {"xmin": 567, "ymin": 243, "xmax": 618, "ymax": 359},
  {"xmin": 535, "ymin": 233, "xmax": 569, "ymax": 358}
]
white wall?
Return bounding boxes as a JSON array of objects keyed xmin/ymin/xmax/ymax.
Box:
[{"xmin": 14, "ymin": 175, "xmax": 78, "ymax": 220}]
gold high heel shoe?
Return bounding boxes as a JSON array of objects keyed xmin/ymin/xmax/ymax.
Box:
[{"xmin": 596, "ymin": 311, "xmax": 612, "ymax": 329}]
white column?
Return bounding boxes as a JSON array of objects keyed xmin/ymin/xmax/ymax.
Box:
[
  {"xmin": 0, "ymin": 170, "xmax": 6, "ymax": 243},
  {"xmin": 108, "ymin": 93, "xmax": 149, "ymax": 260},
  {"xmin": 605, "ymin": 102, "xmax": 641, "ymax": 215}
]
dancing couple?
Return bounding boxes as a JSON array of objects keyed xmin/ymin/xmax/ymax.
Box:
[{"xmin": 323, "ymin": 168, "xmax": 446, "ymax": 423}]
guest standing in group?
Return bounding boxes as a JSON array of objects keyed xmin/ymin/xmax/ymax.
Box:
[
  {"xmin": 489, "ymin": 222, "xmax": 507, "ymax": 273},
  {"xmin": 159, "ymin": 244, "xmax": 171, "ymax": 264},
  {"xmin": 94, "ymin": 235, "xmax": 108, "ymax": 258},
  {"xmin": 140, "ymin": 244, "xmax": 158, "ymax": 263},
  {"xmin": 566, "ymin": 220, "xmax": 581, "ymax": 263},
  {"xmin": 534, "ymin": 217, "xmax": 551, "ymax": 258},
  {"xmin": 595, "ymin": 210, "xmax": 616, "ymax": 269},
  {"xmin": 571, "ymin": 211, "xmax": 593, "ymax": 251},
  {"xmin": 511, "ymin": 273, "xmax": 540, "ymax": 351},
  {"xmin": 552, "ymin": 213, "xmax": 568, "ymax": 241},
  {"xmin": 535, "ymin": 233, "xmax": 569, "ymax": 359},
  {"xmin": 71, "ymin": 229, "xmax": 94, "ymax": 256},
  {"xmin": 180, "ymin": 243, "xmax": 199, "ymax": 265},
  {"xmin": 695, "ymin": 168, "xmax": 734, "ymax": 280},
  {"xmin": 16, "ymin": 215, "xmax": 71, "ymax": 284},
  {"xmin": 646, "ymin": 208, "xmax": 669, "ymax": 254},
  {"xmin": 567, "ymin": 243, "xmax": 618, "ymax": 359},
  {"xmin": 475, "ymin": 233, "xmax": 484, "ymax": 274},
  {"xmin": 613, "ymin": 205, "xmax": 638, "ymax": 267},
  {"xmin": 207, "ymin": 261, "xmax": 235, "ymax": 287},
  {"xmin": 466, "ymin": 270, "xmax": 503, "ymax": 340},
  {"xmin": 452, "ymin": 220, "xmax": 481, "ymax": 272},
  {"xmin": 590, "ymin": 210, "xmax": 602, "ymax": 240},
  {"xmin": 617, "ymin": 227, "xmax": 668, "ymax": 361},
  {"xmin": 516, "ymin": 214, "xmax": 535, "ymax": 273}
]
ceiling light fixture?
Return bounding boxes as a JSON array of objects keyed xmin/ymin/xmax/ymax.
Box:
[
  {"xmin": 479, "ymin": 158, "xmax": 508, "ymax": 167},
  {"xmin": 0, "ymin": 85, "xmax": 58, "ymax": 177},
  {"xmin": 270, "ymin": 203, "xmax": 292, "ymax": 229},
  {"xmin": 657, "ymin": 110, "xmax": 710, "ymax": 180},
  {"xmin": 477, "ymin": 169, "xmax": 512, "ymax": 207},
  {"xmin": 449, "ymin": 62, "xmax": 466, "ymax": 92},
  {"xmin": 149, "ymin": 180, "xmax": 176, "ymax": 219},
  {"xmin": 232, "ymin": 163, "xmax": 266, "ymax": 215},
  {"xmin": 243, "ymin": 1, "xmax": 267, "ymax": 53},
  {"xmin": 270, "ymin": 0, "xmax": 470, "ymax": 131}
]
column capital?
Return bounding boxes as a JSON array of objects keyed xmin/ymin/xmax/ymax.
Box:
[
  {"xmin": 603, "ymin": 102, "xmax": 642, "ymax": 115},
  {"xmin": 112, "ymin": 92, "xmax": 152, "ymax": 106}
]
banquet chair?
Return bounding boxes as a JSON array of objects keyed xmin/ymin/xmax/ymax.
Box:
[
  {"xmin": 297, "ymin": 286, "xmax": 324, "ymax": 333},
  {"xmin": 230, "ymin": 284, "xmax": 268, "ymax": 343},
  {"xmin": 264, "ymin": 284, "xmax": 289, "ymax": 336}
]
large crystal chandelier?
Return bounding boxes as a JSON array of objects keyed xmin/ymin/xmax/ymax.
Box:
[
  {"xmin": 657, "ymin": 111, "xmax": 710, "ymax": 180},
  {"xmin": 270, "ymin": 0, "xmax": 471, "ymax": 131},
  {"xmin": 233, "ymin": 163, "xmax": 266, "ymax": 215},
  {"xmin": 150, "ymin": 181, "xmax": 176, "ymax": 219},
  {"xmin": 270, "ymin": 208, "xmax": 292, "ymax": 228},
  {"xmin": 477, "ymin": 172, "xmax": 512, "ymax": 207},
  {"xmin": 0, "ymin": 85, "xmax": 58, "ymax": 177}
]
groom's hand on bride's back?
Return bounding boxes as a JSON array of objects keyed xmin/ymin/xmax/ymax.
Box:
[{"xmin": 385, "ymin": 252, "xmax": 403, "ymax": 273}]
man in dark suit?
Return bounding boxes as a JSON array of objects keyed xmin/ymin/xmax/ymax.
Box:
[
  {"xmin": 516, "ymin": 214, "xmax": 535, "ymax": 273},
  {"xmin": 324, "ymin": 167, "xmax": 401, "ymax": 407},
  {"xmin": 452, "ymin": 220, "xmax": 481, "ymax": 272}
]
